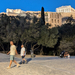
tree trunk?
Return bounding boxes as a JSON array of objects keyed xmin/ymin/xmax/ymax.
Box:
[
  {"xmin": 31, "ymin": 43, "xmax": 40, "ymax": 53},
  {"xmin": 7, "ymin": 43, "xmax": 10, "ymax": 51},
  {"xmin": 53, "ymin": 50, "xmax": 55, "ymax": 56},
  {"xmin": 16, "ymin": 40, "xmax": 19, "ymax": 46},
  {"xmin": 40, "ymin": 46, "xmax": 43, "ymax": 55},
  {"xmin": 31, "ymin": 43, "xmax": 37, "ymax": 51},
  {"xmin": 25, "ymin": 41, "xmax": 28, "ymax": 48},
  {"xmin": 24, "ymin": 41, "xmax": 28, "ymax": 53},
  {"xmin": 0, "ymin": 41, "xmax": 5, "ymax": 52}
]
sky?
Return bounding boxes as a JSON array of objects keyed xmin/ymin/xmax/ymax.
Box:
[{"xmin": 0, "ymin": 0, "xmax": 75, "ymax": 12}]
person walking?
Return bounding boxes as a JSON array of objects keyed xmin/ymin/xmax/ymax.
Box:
[
  {"xmin": 7, "ymin": 41, "xmax": 20, "ymax": 69},
  {"xmin": 20, "ymin": 45, "xmax": 27, "ymax": 64}
]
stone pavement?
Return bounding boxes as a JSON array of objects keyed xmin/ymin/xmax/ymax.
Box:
[{"xmin": 0, "ymin": 53, "xmax": 75, "ymax": 75}]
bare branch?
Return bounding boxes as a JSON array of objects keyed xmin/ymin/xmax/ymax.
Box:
[{"xmin": 34, "ymin": 45, "xmax": 40, "ymax": 50}]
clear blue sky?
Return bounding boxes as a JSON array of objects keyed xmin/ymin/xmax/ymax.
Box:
[{"xmin": 0, "ymin": 0, "xmax": 75, "ymax": 12}]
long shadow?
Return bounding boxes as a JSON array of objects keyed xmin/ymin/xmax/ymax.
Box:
[
  {"xmin": 11, "ymin": 58, "xmax": 32, "ymax": 68},
  {"xmin": 27, "ymin": 58, "xmax": 32, "ymax": 63},
  {"xmin": 11, "ymin": 65, "xmax": 21, "ymax": 68},
  {"xmin": 11, "ymin": 65, "xmax": 16, "ymax": 68},
  {"xmin": 19, "ymin": 58, "xmax": 32, "ymax": 64}
]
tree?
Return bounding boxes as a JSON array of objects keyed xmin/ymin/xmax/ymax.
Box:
[
  {"xmin": 38, "ymin": 27, "xmax": 59, "ymax": 47},
  {"xmin": 41, "ymin": 7, "xmax": 45, "ymax": 25},
  {"xmin": 0, "ymin": 14, "xmax": 31, "ymax": 52},
  {"xmin": 57, "ymin": 23, "xmax": 75, "ymax": 55},
  {"xmin": 38, "ymin": 26, "xmax": 59, "ymax": 55},
  {"xmin": 66, "ymin": 15, "xmax": 73, "ymax": 24},
  {"xmin": 0, "ymin": 13, "xmax": 60, "ymax": 55},
  {"xmin": 20, "ymin": 20, "xmax": 40, "ymax": 52},
  {"xmin": 59, "ymin": 40, "xmax": 74, "ymax": 53},
  {"xmin": 33, "ymin": 16, "xmax": 38, "ymax": 24},
  {"xmin": 0, "ymin": 14, "xmax": 11, "ymax": 52}
]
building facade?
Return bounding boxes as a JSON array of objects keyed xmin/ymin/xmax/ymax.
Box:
[
  {"xmin": 56, "ymin": 5, "xmax": 75, "ymax": 13},
  {"xmin": 46, "ymin": 12, "xmax": 62, "ymax": 28},
  {"xmin": 47, "ymin": 6, "xmax": 75, "ymax": 28}
]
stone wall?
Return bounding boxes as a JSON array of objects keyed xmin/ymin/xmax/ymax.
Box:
[{"xmin": 47, "ymin": 12, "xmax": 62, "ymax": 28}]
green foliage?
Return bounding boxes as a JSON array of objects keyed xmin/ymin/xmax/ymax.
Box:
[
  {"xmin": 38, "ymin": 27, "xmax": 59, "ymax": 48},
  {"xmin": 58, "ymin": 23, "xmax": 75, "ymax": 41},
  {"xmin": 66, "ymin": 15, "xmax": 73, "ymax": 23},
  {"xmin": 45, "ymin": 12, "xmax": 48, "ymax": 16},
  {"xmin": 48, "ymin": 51, "xmax": 53, "ymax": 55},
  {"xmin": 33, "ymin": 16, "xmax": 38, "ymax": 24},
  {"xmin": 59, "ymin": 40, "xmax": 74, "ymax": 53},
  {"xmin": 0, "ymin": 14, "xmax": 59, "ymax": 55},
  {"xmin": 58, "ymin": 23, "xmax": 75, "ymax": 54}
]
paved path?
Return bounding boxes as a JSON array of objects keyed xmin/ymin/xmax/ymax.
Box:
[{"xmin": 0, "ymin": 53, "xmax": 75, "ymax": 75}]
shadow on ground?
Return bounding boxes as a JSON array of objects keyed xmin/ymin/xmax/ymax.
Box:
[
  {"xmin": 11, "ymin": 65, "xmax": 21, "ymax": 68},
  {"xmin": 9, "ymin": 58, "xmax": 32, "ymax": 68},
  {"xmin": 19, "ymin": 58, "xmax": 32, "ymax": 64}
]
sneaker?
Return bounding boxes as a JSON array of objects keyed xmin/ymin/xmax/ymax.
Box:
[
  {"xmin": 7, "ymin": 66, "xmax": 11, "ymax": 69},
  {"xmin": 22, "ymin": 61, "xmax": 25, "ymax": 64},
  {"xmin": 17, "ymin": 64, "xmax": 20, "ymax": 67}
]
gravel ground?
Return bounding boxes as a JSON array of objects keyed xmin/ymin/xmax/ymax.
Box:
[{"xmin": 0, "ymin": 53, "xmax": 75, "ymax": 75}]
